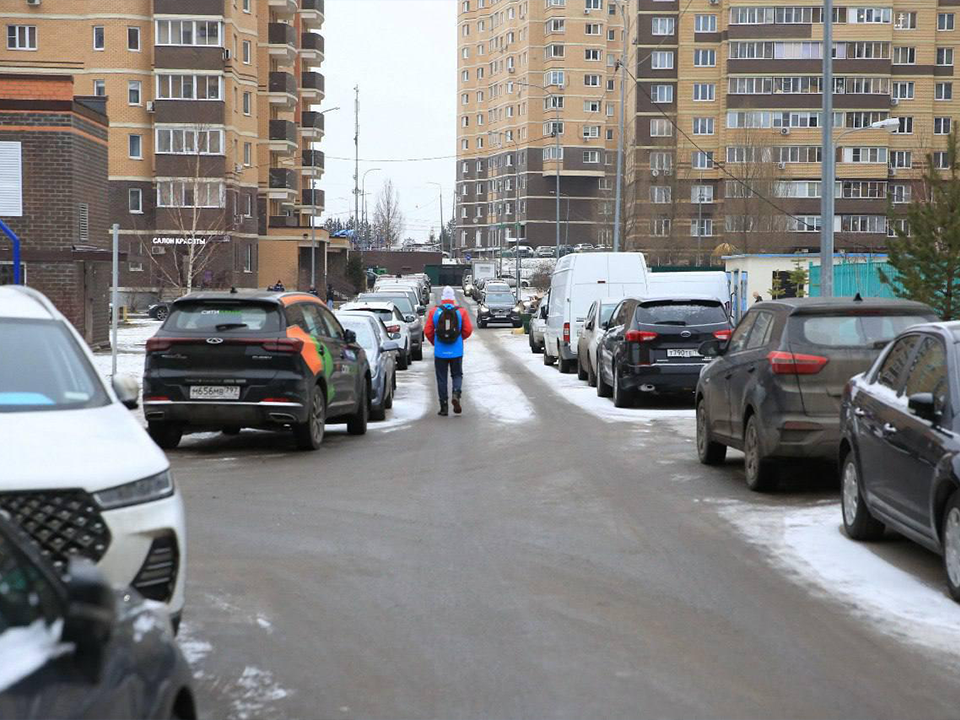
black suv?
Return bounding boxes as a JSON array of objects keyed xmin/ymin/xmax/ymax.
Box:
[
  {"xmin": 478, "ymin": 290, "xmax": 521, "ymax": 328},
  {"xmin": 696, "ymin": 297, "xmax": 937, "ymax": 491},
  {"xmin": 0, "ymin": 516, "xmax": 196, "ymax": 719},
  {"xmin": 143, "ymin": 290, "xmax": 370, "ymax": 451},
  {"xmin": 596, "ymin": 297, "xmax": 733, "ymax": 406}
]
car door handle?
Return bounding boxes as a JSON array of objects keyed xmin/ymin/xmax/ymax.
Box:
[
  {"xmin": 853, "ymin": 408, "xmax": 867, "ymax": 418},
  {"xmin": 882, "ymin": 423, "xmax": 898, "ymax": 435}
]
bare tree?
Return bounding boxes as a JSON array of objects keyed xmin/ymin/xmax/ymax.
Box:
[{"xmin": 373, "ymin": 179, "xmax": 405, "ymax": 248}]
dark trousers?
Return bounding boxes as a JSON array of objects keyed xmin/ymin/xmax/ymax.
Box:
[{"xmin": 434, "ymin": 357, "xmax": 463, "ymax": 403}]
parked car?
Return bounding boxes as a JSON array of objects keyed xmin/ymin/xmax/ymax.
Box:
[
  {"xmin": 357, "ymin": 292, "xmax": 423, "ymax": 360},
  {"xmin": 478, "ymin": 290, "xmax": 521, "ymax": 328},
  {"xmin": 352, "ymin": 296, "xmax": 417, "ymax": 365},
  {"xmin": 147, "ymin": 301, "xmax": 171, "ymax": 321},
  {"xmin": 577, "ymin": 298, "xmax": 622, "ymax": 387},
  {"xmin": 0, "ymin": 516, "xmax": 197, "ymax": 719},
  {"xmin": 372, "ymin": 283, "xmax": 424, "ymax": 314},
  {"xmin": 536, "ymin": 246, "xmax": 557, "ymax": 258},
  {"xmin": 530, "ymin": 292, "xmax": 549, "ymax": 353},
  {"xmin": 336, "ymin": 311, "xmax": 399, "ymax": 421},
  {"xmin": 596, "ymin": 297, "xmax": 733, "ymax": 406},
  {"xmin": 695, "ymin": 297, "xmax": 938, "ymax": 491},
  {"xmin": 839, "ymin": 321, "xmax": 960, "ymax": 600},
  {"xmin": 573, "ymin": 244, "xmax": 595, "ymax": 253},
  {"xmin": 0, "ymin": 286, "xmax": 187, "ymax": 622},
  {"xmin": 543, "ymin": 252, "xmax": 650, "ymax": 372},
  {"xmin": 143, "ymin": 290, "xmax": 371, "ymax": 451}
]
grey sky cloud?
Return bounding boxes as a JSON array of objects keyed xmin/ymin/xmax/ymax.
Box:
[{"xmin": 318, "ymin": 0, "xmax": 456, "ymax": 241}]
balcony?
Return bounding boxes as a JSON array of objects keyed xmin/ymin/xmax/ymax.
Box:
[
  {"xmin": 301, "ymin": 188, "xmax": 325, "ymax": 212},
  {"xmin": 302, "ymin": 150, "xmax": 325, "ymax": 179},
  {"xmin": 300, "ymin": 0, "xmax": 324, "ymax": 29},
  {"xmin": 301, "ymin": 32, "xmax": 324, "ymax": 65},
  {"xmin": 267, "ymin": 22, "xmax": 297, "ymax": 65},
  {"xmin": 268, "ymin": 168, "xmax": 298, "ymax": 202},
  {"xmin": 269, "ymin": 215, "xmax": 300, "ymax": 228},
  {"xmin": 300, "ymin": 110, "xmax": 325, "ymax": 140},
  {"xmin": 268, "ymin": 0, "xmax": 297, "ymax": 18},
  {"xmin": 301, "ymin": 71, "xmax": 324, "ymax": 102},
  {"xmin": 267, "ymin": 71, "xmax": 298, "ymax": 108},
  {"xmin": 269, "ymin": 119, "xmax": 298, "ymax": 155}
]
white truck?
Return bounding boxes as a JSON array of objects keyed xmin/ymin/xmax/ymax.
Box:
[{"xmin": 471, "ymin": 260, "xmax": 497, "ymax": 287}]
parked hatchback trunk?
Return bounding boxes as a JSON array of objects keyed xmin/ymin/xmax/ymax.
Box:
[{"xmin": 695, "ymin": 297, "xmax": 937, "ymax": 491}]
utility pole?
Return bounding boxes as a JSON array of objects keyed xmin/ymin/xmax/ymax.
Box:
[
  {"xmin": 697, "ymin": 169, "xmax": 703, "ymax": 266},
  {"xmin": 613, "ymin": 0, "xmax": 628, "ymax": 252},
  {"xmin": 555, "ymin": 127, "xmax": 561, "ymax": 259},
  {"xmin": 354, "ymin": 85, "xmax": 360, "ymax": 255},
  {"xmin": 428, "ymin": 181, "xmax": 444, "ymax": 256},
  {"xmin": 110, "ymin": 223, "xmax": 119, "ymax": 377},
  {"xmin": 820, "ymin": 0, "xmax": 834, "ymax": 297}
]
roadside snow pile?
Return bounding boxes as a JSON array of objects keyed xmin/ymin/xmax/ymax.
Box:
[
  {"xmin": 466, "ymin": 334, "xmax": 537, "ymax": 424},
  {"xmin": 89, "ymin": 320, "xmax": 160, "ymax": 382},
  {"xmin": 719, "ymin": 501, "xmax": 960, "ymax": 659}
]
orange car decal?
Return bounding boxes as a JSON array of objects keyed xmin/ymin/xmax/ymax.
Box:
[
  {"xmin": 287, "ymin": 326, "xmax": 324, "ymax": 375},
  {"xmin": 280, "ymin": 294, "xmax": 326, "ymax": 307}
]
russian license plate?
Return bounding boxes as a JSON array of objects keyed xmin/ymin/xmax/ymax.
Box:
[
  {"xmin": 189, "ymin": 385, "xmax": 240, "ymax": 400},
  {"xmin": 667, "ymin": 348, "xmax": 702, "ymax": 359}
]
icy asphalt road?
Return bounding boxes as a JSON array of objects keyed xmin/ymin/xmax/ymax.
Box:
[{"xmin": 155, "ymin": 296, "xmax": 960, "ymax": 720}]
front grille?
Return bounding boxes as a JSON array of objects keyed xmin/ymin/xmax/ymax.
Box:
[
  {"xmin": 132, "ymin": 533, "xmax": 179, "ymax": 603},
  {"xmin": 0, "ymin": 490, "xmax": 112, "ymax": 572}
]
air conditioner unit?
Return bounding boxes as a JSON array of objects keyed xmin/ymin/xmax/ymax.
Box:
[
  {"xmin": 26, "ymin": 0, "xmax": 41, "ymax": 5},
  {"xmin": 891, "ymin": 97, "xmax": 899, "ymax": 106},
  {"xmin": 709, "ymin": 0, "xmax": 719, "ymax": 6},
  {"xmin": 584, "ymin": 7, "xmax": 591, "ymax": 13},
  {"xmin": 145, "ymin": 101, "xmax": 155, "ymax": 112},
  {"xmin": 888, "ymin": 166, "xmax": 897, "ymax": 176},
  {"xmin": 777, "ymin": 161, "xmax": 786, "ymax": 170},
  {"xmin": 223, "ymin": 48, "xmax": 232, "ymax": 60},
  {"xmin": 780, "ymin": 127, "xmax": 790, "ymax": 136},
  {"xmin": 234, "ymin": 163, "xmax": 244, "ymax": 173},
  {"xmin": 151, "ymin": 246, "xmax": 166, "ymax": 255},
  {"xmin": 651, "ymin": 168, "xmax": 660, "ymax": 177},
  {"xmin": 508, "ymin": 67, "xmax": 515, "ymax": 73}
]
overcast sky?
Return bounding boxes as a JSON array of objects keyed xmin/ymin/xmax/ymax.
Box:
[{"xmin": 318, "ymin": 0, "xmax": 456, "ymax": 241}]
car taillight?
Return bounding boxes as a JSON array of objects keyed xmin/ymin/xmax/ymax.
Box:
[
  {"xmin": 713, "ymin": 329, "xmax": 732, "ymax": 341},
  {"xmin": 563, "ymin": 322, "xmax": 570, "ymax": 343},
  {"xmin": 386, "ymin": 324, "xmax": 401, "ymax": 333},
  {"xmin": 625, "ymin": 330, "xmax": 658, "ymax": 342},
  {"xmin": 146, "ymin": 337, "xmax": 173, "ymax": 352},
  {"xmin": 262, "ymin": 397, "xmax": 296, "ymax": 403},
  {"xmin": 262, "ymin": 338, "xmax": 304, "ymax": 353},
  {"xmin": 143, "ymin": 396, "xmax": 170, "ymax": 402},
  {"xmin": 767, "ymin": 350, "xmax": 829, "ymax": 375}
]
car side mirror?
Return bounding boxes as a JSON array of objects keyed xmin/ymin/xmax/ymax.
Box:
[
  {"xmin": 908, "ymin": 392, "xmax": 941, "ymax": 424},
  {"xmin": 62, "ymin": 558, "xmax": 116, "ymax": 683},
  {"xmin": 540, "ymin": 307, "xmax": 548, "ymax": 319},
  {"xmin": 600, "ymin": 320, "xmax": 609, "ymax": 330},
  {"xmin": 343, "ymin": 329, "xmax": 357, "ymax": 345},
  {"xmin": 112, "ymin": 374, "xmax": 140, "ymax": 410},
  {"xmin": 404, "ymin": 314, "xmax": 416, "ymax": 323},
  {"xmin": 699, "ymin": 339, "xmax": 725, "ymax": 357},
  {"xmin": 382, "ymin": 340, "xmax": 400, "ymax": 353},
  {"xmin": 417, "ymin": 307, "xmax": 426, "ymax": 316}
]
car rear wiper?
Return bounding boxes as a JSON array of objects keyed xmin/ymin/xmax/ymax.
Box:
[
  {"xmin": 215, "ymin": 322, "xmax": 248, "ymax": 330},
  {"xmin": 654, "ymin": 321, "xmax": 687, "ymax": 326}
]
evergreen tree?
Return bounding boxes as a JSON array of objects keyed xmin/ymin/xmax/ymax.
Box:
[
  {"xmin": 883, "ymin": 129, "xmax": 960, "ymax": 319},
  {"xmin": 345, "ymin": 254, "xmax": 365, "ymax": 294}
]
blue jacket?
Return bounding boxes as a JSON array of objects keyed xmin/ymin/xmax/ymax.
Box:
[{"xmin": 425, "ymin": 303, "xmax": 473, "ymax": 359}]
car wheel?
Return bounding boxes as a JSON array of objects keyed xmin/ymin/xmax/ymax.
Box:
[
  {"xmin": 587, "ymin": 356, "xmax": 597, "ymax": 387},
  {"xmin": 943, "ymin": 492, "xmax": 960, "ymax": 601},
  {"xmin": 397, "ymin": 349, "xmax": 409, "ymax": 371},
  {"xmin": 148, "ymin": 422, "xmax": 182, "ymax": 450},
  {"xmin": 596, "ymin": 361, "xmax": 612, "ymax": 398},
  {"xmin": 577, "ymin": 355, "xmax": 588, "ymax": 381},
  {"xmin": 529, "ymin": 333, "xmax": 537, "ymax": 353},
  {"xmin": 744, "ymin": 415, "xmax": 777, "ymax": 492},
  {"xmin": 293, "ymin": 384, "xmax": 325, "ymax": 451},
  {"xmin": 612, "ymin": 364, "xmax": 632, "ymax": 408},
  {"xmin": 413, "ymin": 344, "xmax": 423, "ymax": 361},
  {"xmin": 347, "ymin": 382, "xmax": 369, "ymax": 435},
  {"xmin": 696, "ymin": 399, "xmax": 727, "ymax": 465},
  {"xmin": 384, "ymin": 380, "xmax": 394, "ymax": 409},
  {"xmin": 543, "ymin": 348, "xmax": 556, "ymax": 366},
  {"xmin": 841, "ymin": 451, "xmax": 885, "ymax": 541},
  {"xmin": 155, "ymin": 306, "xmax": 168, "ymax": 321},
  {"xmin": 370, "ymin": 388, "xmax": 387, "ymax": 422}
]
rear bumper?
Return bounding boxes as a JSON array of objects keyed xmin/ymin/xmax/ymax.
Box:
[
  {"xmin": 620, "ymin": 363, "xmax": 704, "ymax": 394},
  {"xmin": 558, "ymin": 341, "xmax": 577, "ymax": 360},
  {"xmin": 144, "ymin": 400, "xmax": 308, "ymax": 427},
  {"xmin": 764, "ymin": 412, "xmax": 841, "ymax": 460}
]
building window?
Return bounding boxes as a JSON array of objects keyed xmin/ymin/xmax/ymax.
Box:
[
  {"xmin": 129, "ymin": 261, "xmax": 143, "ymax": 272},
  {"xmin": 890, "ymin": 184, "xmax": 912, "ymax": 203},
  {"xmin": 691, "ymin": 219, "xmax": 713, "ymax": 237},
  {"xmin": 127, "ymin": 27, "xmax": 140, "ymax": 51},
  {"xmin": 128, "ymin": 188, "xmax": 143, "ymax": 214},
  {"xmin": 893, "ymin": 46, "xmax": 916, "ymax": 64},
  {"xmin": 244, "ymin": 244, "xmax": 253, "ymax": 273},
  {"xmin": 650, "ymin": 186, "xmax": 672, "ymax": 203},
  {"xmin": 545, "ymin": 69, "xmax": 565, "ymax": 87},
  {"xmin": 583, "ymin": 150, "xmax": 600, "ymax": 163},
  {"xmin": 156, "ymin": 74, "xmax": 222, "ymax": 100},
  {"xmin": 128, "ymin": 134, "xmax": 142, "ymax": 159},
  {"xmin": 584, "ymin": 74, "xmax": 601, "ymax": 87},
  {"xmin": 692, "ymin": 151, "xmax": 713, "ymax": 169},
  {"xmin": 693, "ymin": 117, "xmax": 714, "ymax": 135},
  {"xmin": 156, "ymin": 20, "xmax": 221, "ymax": 46},
  {"xmin": 128, "ymin": 80, "xmax": 141, "ymax": 105},
  {"xmin": 584, "ymin": 100, "xmax": 600, "ymax": 112},
  {"xmin": 939, "ymin": 13, "xmax": 955, "ymax": 30},
  {"xmin": 935, "ymin": 117, "xmax": 952, "ymax": 135},
  {"xmin": 938, "ymin": 47, "xmax": 955, "ymax": 66},
  {"xmin": 892, "ymin": 81, "xmax": 914, "ymax": 100},
  {"xmin": 93, "ymin": 25, "xmax": 105, "ymax": 50},
  {"xmin": 693, "ymin": 49, "xmax": 716, "ymax": 67},
  {"xmin": 244, "ymin": 142, "xmax": 252, "ymax": 165},
  {"xmin": 652, "ymin": 218, "xmax": 671, "ymax": 236},
  {"xmin": 650, "ymin": 118, "xmax": 673, "ymax": 136},
  {"xmin": 652, "ymin": 17, "xmax": 675, "ymax": 35},
  {"xmin": 6, "ymin": 25, "xmax": 37, "ymax": 51},
  {"xmin": 243, "ymin": 0, "xmax": 251, "ymax": 11},
  {"xmin": 242, "ymin": 40, "xmax": 251, "ymax": 64},
  {"xmin": 583, "ymin": 125, "xmax": 600, "ymax": 138},
  {"xmin": 93, "ymin": 79, "xmax": 106, "ymax": 96},
  {"xmin": 936, "ymin": 82, "xmax": 953, "ymax": 100},
  {"xmin": 894, "ymin": 11, "xmax": 917, "ymax": 29},
  {"xmin": 243, "ymin": 91, "xmax": 251, "ymax": 114},
  {"xmin": 695, "ymin": 14, "xmax": 717, "ymax": 32},
  {"xmin": 157, "ymin": 180, "xmax": 225, "ymax": 208},
  {"xmin": 586, "ymin": 23, "xmax": 602, "ymax": 35},
  {"xmin": 692, "ymin": 185, "xmax": 714, "ymax": 203},
  {"xmin": 693, "ymin": 83, "xmax": 715, "ymax": 101},
  {"xmin": 651, "ymin": 51, "xmax": 674, "ymax": 69},
  {"xmin": 156, "ymin": 127, "xmax": 224, "ymax": 155},
  {"xmin": 891, "ymin": 150, "xmax": 912, "ymax": 168},
  {"xmin": 894, "ymin": 117, "xmax": 913, "ymax": 134},
  {"xmin": 651, "ymin": 84, "xmax": 673, "ymax": 103},
  {"xmin": 585, "ymin": 49, "xmax": 601, "ymax": 61}
]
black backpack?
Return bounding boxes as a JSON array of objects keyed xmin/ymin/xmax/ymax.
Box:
[{"xmin": 436, "ymin": 306, "xmax": 461, "ymax": 343}]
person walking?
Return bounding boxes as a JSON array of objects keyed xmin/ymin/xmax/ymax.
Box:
[{"xmin": 423, "ymin": 286, "xmax": 473, "ymax": 416}]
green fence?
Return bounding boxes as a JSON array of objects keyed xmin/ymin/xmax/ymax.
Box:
[{"xmin": 809, "ymin": 260, "xmax": 902, "ymax": 298}]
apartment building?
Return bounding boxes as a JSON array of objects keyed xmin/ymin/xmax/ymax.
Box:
[
  {"xmin": 626, "ymin": 0, "xmax": 958, "ymax": 264},
  {"xmin": 0, "ymin": 0, "xmax": 326, "ymax": 298},
  {"xmin": 455, "ymin": 0, "xmax": 626, "ymax": 252}
]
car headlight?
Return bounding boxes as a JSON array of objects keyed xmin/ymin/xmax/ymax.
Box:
[{"xmin": 94, "ymin": 469, "xmax": 174, "ymax": 510}]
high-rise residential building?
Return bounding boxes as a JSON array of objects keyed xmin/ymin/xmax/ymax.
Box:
[
  {"xmin": 0, "ymin": 0, "xmax": 327, "ymax": 296},
  {"xmin": 455, "ymin": 0, "xmax": 626, "ymax": 253}
]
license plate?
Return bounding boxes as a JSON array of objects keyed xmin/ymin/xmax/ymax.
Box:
[
  {"xmin": 189, "ymin": 385, "xmax": 240, "ymax": 400},
  {"xmin": 667, "ymin": 349, "xmax": 702, "ymax": 359}
]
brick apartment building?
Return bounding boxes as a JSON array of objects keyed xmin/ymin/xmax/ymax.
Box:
[
  {"xmin": 0, "ymin": 0, "xmax": 334, "ymax": 304},
  {"xmin": 0, "ymin": 74, "xmax": 113, "ymax": 346}
]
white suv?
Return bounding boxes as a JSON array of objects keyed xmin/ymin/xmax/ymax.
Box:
[{"xmin": 0, "ymin": 286, "xmax": 186, "ymax": 626}]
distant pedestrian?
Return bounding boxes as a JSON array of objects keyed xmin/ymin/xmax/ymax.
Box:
[
  {"xmin": 326, "ymin": 283, "xmax": 335, "ymax": 305},
  {"xmin": 752, "ymin": 292, "xmax": 763, "ymax": 303},
  {"xmin": 423, "ymin": 286, "xmax": 473, "ymax": 417},
  {"xmin": 271, "ymin": 279, "xmax": 286, "ymax": 292}
]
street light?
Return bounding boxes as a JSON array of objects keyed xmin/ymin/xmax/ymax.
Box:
[
  {"xmin": 361, "ymin": 167, "xmax": 382, "ymax": 249},
  {"xmin": 427, "ymin": 181, "xmax": 445, "ymax": 256},
  {"xmin": 820, "ymin": 116, "xmax": 899, "ymax": 296}
]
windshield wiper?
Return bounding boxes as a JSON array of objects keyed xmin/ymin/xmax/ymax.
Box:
[{"xmin": 215, "ymin": 322, "xmax": 248, "ymax": 330}]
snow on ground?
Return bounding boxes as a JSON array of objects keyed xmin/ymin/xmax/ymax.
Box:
[
  {"xmin": 369, "ymin": 356, "xmax": 433, "ymax": 433},
  {"xmin": 466, "ymin": 332, "xmax": 537, "ymax": 424},
  {"xmin": 89, "ymin": 319, "xmax": 160, "ymax": 383},
  {"xmin": 717, "ymin": 500, "xmax": 960, "ymax": 660},
  {"xmin": 495, "ymin": 329, "xmax": 696, "ymax": 425}
]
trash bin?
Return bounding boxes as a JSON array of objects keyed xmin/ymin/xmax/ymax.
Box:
[{"xmin": 521, "ymin": 312, "xmax": 532, "ymax": 334}]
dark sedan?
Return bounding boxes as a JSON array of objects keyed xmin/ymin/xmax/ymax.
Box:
[
  {"xmin": 0, "ymin": 516, "xmax": 196, "ymax": 719},
  {"xmin": 840, "ymin": 321, "xmax": 960, "ymax": 601},
  {"xmin": 596, "ymin": 297, "xmax": 733, "ymax": 406},
  {"xmin": 696, "ymin": 297, "xmax": 937, "ymax": 491}
]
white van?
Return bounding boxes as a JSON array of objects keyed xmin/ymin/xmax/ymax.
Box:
[
  {"xmin": 646, "ymin": 271, "xmax": 731, "ymax": 313},
  {"xmin": 543, "ymin": 252, "xmax": 650, "ymax": 372}
]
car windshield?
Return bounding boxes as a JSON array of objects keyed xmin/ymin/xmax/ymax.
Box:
[
  {"xmin": 166, "ymin": 302, "xmax": 281, "ymax": 332},
  {"xmin": 340, "ymin": 320, "xmax": 377, "ymax": 354},
  {"xmin": 635, "ymin": 301, "xmax": 728, "ymax": 326},
  {"xmin": 0, "ymin": 319, "xmax": 108, "ymax": 413},
  {"xmin": 792, "ymin": 313, "xmax": 931, "ymax": 347},
  {"xmin": 486, "ymin": 293, "xmax": 515, "ymax": 304},
  {"xmin": 363, "ymin": 295, "xmax": 414, "ymax": 314}
]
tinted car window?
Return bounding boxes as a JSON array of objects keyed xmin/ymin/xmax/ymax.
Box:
[
  {"xmin": 635, "ymin": 301, "xmax": 727, "ymax": 326},
  {"xmin": 875, "ymin": 335, "xmax": 920, "ymax": 390},
  {"xmin": 485, "ymin": 293, "xmax": 515, "ymax": 304},
  {"xmin": 168, "ymin": 302, "xmax": 280, "ymax": 332},
  {"xmin": 339, "ymin": 319, "xmax": 376, "ymax": 354},
  {"xmin": 364, "ymin": 295, "xmax": 414, "ymax": 315},
  {"xmin": 794, "ymin": 314, "xmax": 928, "ymax": 348},
  {"xmin": 746, "ymin": 311, "xmax": 776, "ymax": 350},
  {"xmin": 600, "ymin": 304, "xmax": 617, "ymax": 327},
  {"xmin": 902, "ymin": 336, "xmax": 948, "ymax": 410},
  {"xmin": 299, "ymin": 304, "xmax": 326, "ymax": 337},
  {"xmin": 318, "ymin": 306, "xmax": 344, "ymax": 340},
  {"xmin": 727, "ymin": 312, "xmax": 758, "ymax": 353},
  {"xmin": 0, "ymin": 319, "xmax": 108, "ymax": 413}
]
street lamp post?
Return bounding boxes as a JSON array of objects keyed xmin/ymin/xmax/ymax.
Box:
[
  {"xmin": 361, "ymin": 167, "xmax": 382, "ymax": 250},
  {"xmin": 427, "ymin": 181, "xmax": 444, "ymax": 256},
  {"xmin": 613, "ymin": 0, "xmax": 630, "ymax": 252}
]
